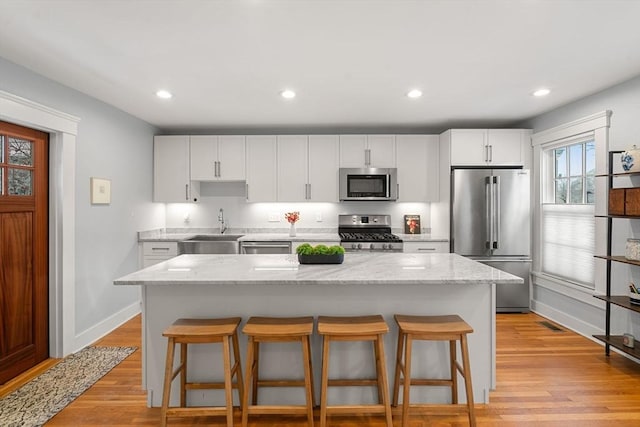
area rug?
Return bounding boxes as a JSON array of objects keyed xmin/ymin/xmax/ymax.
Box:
[{"xmin": 0, "ymin": 346, "xmax": 136, "ymax": 427}]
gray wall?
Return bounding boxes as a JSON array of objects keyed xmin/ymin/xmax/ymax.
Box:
[{"xmin": 0, "ymin": 57, "xmax": 164, "ymax": 337}]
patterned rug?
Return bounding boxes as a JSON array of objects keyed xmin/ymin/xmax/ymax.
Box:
[{"xmin": 0, "ymin": 346, "xmax": 136, "ymax": 427}]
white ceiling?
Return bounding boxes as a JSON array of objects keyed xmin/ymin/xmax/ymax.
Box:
[{"xmin": 1, "ymin": 0, "xmax": 640, "ymax": 132}]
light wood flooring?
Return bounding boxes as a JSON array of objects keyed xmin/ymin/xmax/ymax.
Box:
[{"xmin": 2, "ymin": 313, "xmax": 640, "ymax": 426}]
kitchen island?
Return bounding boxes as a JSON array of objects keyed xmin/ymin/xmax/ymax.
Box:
[{"xmin": 114, "ymin": 253, "xmax": 522, "ymax": 407}]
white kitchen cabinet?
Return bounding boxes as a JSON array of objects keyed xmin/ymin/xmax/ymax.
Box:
[
  {"xmin": 154, "ymin": 135, "xmax": 199, "ymax": 202},
  {"xmin": 140, "ymin": 241, "xmax": 179, "ymax": 268},
  {"xmin": 396, "ymin": 135, "xmax": 439, "ymax": 201},
  {"xmin": 190, "ymin": 135, "xmax": 245, "ymax": 181},
  {"xmin": 449, "ymin": 129, "xmax": 530, "ymax": 166},
  {"xmin": 339, "ymin": 135, "xmax": 396, "ymax": 168},
  {"xmin": 403, "ymin": 241, "xmax": 449, "ymax": 253},
  {"xmin": 246, "ymin": 135, "xmax": 277, "ymax": 202},
  {"xmin": 277, "ymin": 135, "xmax": 339, "ymax": 202}
]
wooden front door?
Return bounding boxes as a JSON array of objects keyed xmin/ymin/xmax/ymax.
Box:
[{"xmin": 0, "ymin": 121, "xmax": 49, "ymax": 384}]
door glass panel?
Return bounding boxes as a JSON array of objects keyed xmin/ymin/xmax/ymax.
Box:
[
  {"xmin": 8, "ymin": 168, "xmax": 32, "ymax": 195},
  {"xmin": 0, "ymin": 135, "xmax": 4, "ymax": 162},
  {"xmin": 0, "ymin": 168, "xmax": 3, "ymax": 195},
  {"xmin": 9, "ymin": 137, "xmax": 33, "ymax": 166}
]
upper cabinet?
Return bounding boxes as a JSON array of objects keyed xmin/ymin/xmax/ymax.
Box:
[
  {"xmin": 154, "ymin": 135, "xmax": 199, "ymax": 202},
  {"xmin": 246, "ymin": 135, "xmax": 277, "ymax": 202},
  {"xmin": 190, "ymin": 135, "xmax": 245, "ymax": 181},
  {"xmin": 339, "ymin": 135, "xmax": 396, "ymax": 168},
  {"xmin": 448, "ymin": 129, "xmax": 531, "ymax": 166},
  {"xmin": 277, "ymin": 135, "xmax": 340, "ymax": 202},
  {"xmin": 396, "ymin": 135, "xmax": 439, "ymax": 202}
]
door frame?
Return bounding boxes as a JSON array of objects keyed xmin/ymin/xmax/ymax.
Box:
[{"xmin": 0, "ymin": 90, "xmax": 78, "ymax": 358}]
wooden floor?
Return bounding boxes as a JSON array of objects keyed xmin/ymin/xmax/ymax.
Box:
[{"xmin": 3, "ymin": 313, "xmax": 640, "ymax": 426}]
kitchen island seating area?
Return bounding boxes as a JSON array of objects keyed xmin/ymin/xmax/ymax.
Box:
[{"xmin": 160, "ymin": 314, "xmax": 475, "ymax": 426}]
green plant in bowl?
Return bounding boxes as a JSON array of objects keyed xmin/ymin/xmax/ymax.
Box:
[{"xmin": 296, "ymin": 243, "xmax": 345, "ymax": 264}]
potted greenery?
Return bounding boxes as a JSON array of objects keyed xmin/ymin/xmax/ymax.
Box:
[{"xmin": 296, "ymin": 243, "xmax": 345, "ymax": 264}]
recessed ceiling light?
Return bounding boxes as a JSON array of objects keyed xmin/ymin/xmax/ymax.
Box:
[
  {"xmin": 156, "ymin": 90, "xmax": 173, "ymax": 99},
  {"xmin": 407, "ymin": 89, "xmax": 422, "ymax": 99},
  {"xmin": 281, "ymin": 89, "xmax": 296, "ymax": 99},
  {"xmin": 532, "ymin": 88, "xmax": 551, "ymax": 97}
]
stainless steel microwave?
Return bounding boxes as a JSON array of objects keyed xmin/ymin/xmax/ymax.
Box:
[{"xmin": 339, "ymin": 168, "xmax": 398, "ymax": 201}]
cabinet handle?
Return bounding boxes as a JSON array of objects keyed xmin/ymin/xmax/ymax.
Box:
[
  {"xmin": 365, "ymin": 148, "xmax": 371, "ymax": 166},
  {"xmin": 488, "ymin": 145, "xmax": 493, "ymax": 162},
  {"xmin": 246, "ymin": 183, "xmax": 249, "ymax": 201},
  {"xmin": 307, "ymin": 183, "xmax": 311, "ymax": 200},
  {"xmin": 151, "ymin": 247, "xmax": 171, "ymax": 251},
  {"xmin": 185, "ymin": 184, "xmax": 189, "ymax": 200},
  {"xmin": 484, "ymin": 145, "xmax": 489, "ymax": 162},
  {"xmin": 217, "ymin": 161, "xmax": 222, "ymax": 177},
  {"xmin": 418, "ymin": 247, "xmax": 436, "ymax": 251}
]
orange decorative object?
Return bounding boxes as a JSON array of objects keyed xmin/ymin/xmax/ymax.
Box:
[{"xmin": 285, "ymin": 211, "xmax": 300, "ymax": 224}]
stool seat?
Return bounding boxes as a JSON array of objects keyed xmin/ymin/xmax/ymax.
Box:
[
  {"xmin": 242, "ymin": 316, "xmax": 315, "ymax": 427},
  {"xmin": 242, "ymin": 316, "xmax": 313, "ymax": 336},
  {"xmin": 395, "ymin": 314, "xmax": 473, "ymax": 335},
  {"xmin": 161, "ymin": 317, "xmax": 243, "ymax": 427},
  {"xmin": 317, "ymin": 315, "xmax": 393, "ymax": 427},
  {"xmin": 317, "ymin": 315, "xmax": 389, "ymax": 336},
  {"xmin": 393, "ymin": 314, "xmax": 475, "ymax": 427}
]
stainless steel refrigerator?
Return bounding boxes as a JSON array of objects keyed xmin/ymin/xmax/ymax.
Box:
[{"xmin": 451, "ymin": 168, "xmax": 531, "ymax": 312}]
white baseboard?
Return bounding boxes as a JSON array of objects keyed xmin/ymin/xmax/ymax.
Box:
[
  {"xmin": 72, "ymin": 302, "xmax": 141, "ymax": 353},
  {"xmin": 531, "ymin": 299, "xmax": 602, "ymax": 338}
]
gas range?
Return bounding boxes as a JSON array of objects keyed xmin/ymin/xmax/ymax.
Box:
[{"xmin": 338, "ymin": 214, "xmax": 403, "ymax": 252}]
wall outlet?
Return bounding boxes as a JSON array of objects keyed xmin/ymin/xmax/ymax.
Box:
[
  {"xmin": 316, "ymin": 212, "xmax": 323, "ymax": 222},
  {"xmin": 268, "ymin": 212, "xmax": 280, "ymax": 222}
]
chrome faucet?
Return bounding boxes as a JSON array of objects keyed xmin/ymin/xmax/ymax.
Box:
[{"xmin": 218, "ymin": 208, "xmax": 227, "ymax": 234}]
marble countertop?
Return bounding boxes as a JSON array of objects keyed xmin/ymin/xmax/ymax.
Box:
[{"xmin": 114, "ymin": 253, "xmax": 521, "ymax": 286}]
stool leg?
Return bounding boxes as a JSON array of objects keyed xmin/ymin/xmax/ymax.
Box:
[
  {"xmin": 373, "ymin": 339, "xmax": 384, "ymax": 404},
  {"xmin": 401, "ymin": 334, "xmax": 413, "ymax": 427},
  {"xmin": 251, "ymin": 340, "xmax": 260, "ymax": 405},
  {"xmin": 392, "ymin": 330, "xmax": 405, "ymax": 406},
  {"xmin": 242, "ymin": 336, "xmax": 255, "ymax": 427},
  {"xmin": 222, "ymin": 335, "xmax": 234, "ymax": 427},
  {"xmin": 306, "ymin": 335, "xmax": 316, "ymax": 407},
  {"xmin": 180, "ymin": 343, "xmax": 187, "ymax": 407},
  {"xmin": 460, "ymin": 334, "xmax": 476, "ymax": 427},
  {"xmin": 232, "ymin": 330, "xmax": 244, "ymax": 409},
  {"xmin": 161, "ymin": 337, "xmax": 176, "ymax": 427},
  {"xmin": 375, "ymin": 333, "xmax": 393, "ymax": 427},
  {"xmin": 450, "ymin": 339, "xmax": 458, "ymax": 404},
  {"xmin": 320, "ymin": 335, "xmax": 330, "ymax": 427},
  {"xmin": 301, "ymin": 336, "xmax": 315, "ymax": 427}
]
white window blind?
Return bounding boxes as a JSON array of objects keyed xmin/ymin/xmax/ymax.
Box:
[{"xmin": 541, "ymin": 192, "xmax": 595, "ymax": 286}]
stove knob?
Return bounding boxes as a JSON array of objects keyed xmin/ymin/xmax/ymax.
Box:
[
  {"xmin": 357, "ymin": 243, "xmax": 362, "ymax": 250},
  {"xmin": 370, "ymin": 243, "xmax": 375, "ymax": 250},
  {"xmin": 388, "ymin": 243, "xmax": 394, "ymax": 251},
  {"xmin": 382, "ymin": 243, "xmax": 388, "ymax": 250},
  {"xmin": 351, "ymin": 243, "xmax": 357, "ymax": 250}
]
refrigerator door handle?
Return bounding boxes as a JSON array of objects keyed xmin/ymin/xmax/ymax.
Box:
[
  {"xmin": 494, "ymin": 175, "xmax": 500, "ymax": 249},
  {"xmin": 485, "ymin": 176, "xmax": 493, "ymax": 250}
]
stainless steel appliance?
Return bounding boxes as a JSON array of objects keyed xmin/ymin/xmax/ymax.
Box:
[
  {"xmin": 339, "ymin": 168, "xmax": 398, "ymax": 201},
  {"xmin": 240, "ymin": 241, "xmax": 292, "ymax": 254},
  {"xmin": 179, "ymin": 234, "xmax": 243, "ymax": 254},
  {"xmin": 339, "ymin": 214, "xmax": 403, "ymax": 252},
  {"xmin": 451, "ymin": 168, "xmax": 531, "ymax": 312}
]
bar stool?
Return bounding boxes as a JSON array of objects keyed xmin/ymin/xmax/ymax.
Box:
[
  {"xmin": 392, "ymin": 314, "xmax": 475, "ymax": 427},
  {"xmin": 160, "ymin": 317, "xmax": 244, "ymax": 427},
  {"xmin": 317, "ymin": 315, "xmax": 393, "ymax": 427},
  {"xmin": 241, "ymin": 316, "xmax": 315, "ymax": 427}
]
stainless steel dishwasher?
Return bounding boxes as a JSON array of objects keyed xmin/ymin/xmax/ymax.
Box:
[{"xmin": 239, "ymin": 241, "xmax": 292, "ymax": 254}]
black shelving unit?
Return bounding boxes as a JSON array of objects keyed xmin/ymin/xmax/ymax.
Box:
[{"xmin": 593, "ymin": 150, "xmax": 640, "ymax": 358}]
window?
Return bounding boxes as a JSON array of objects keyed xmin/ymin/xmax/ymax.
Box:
[{"xmin": 541, "ymin": 134, "xmax": 596, "ymax": 287}]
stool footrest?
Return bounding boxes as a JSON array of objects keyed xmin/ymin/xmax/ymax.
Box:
[
  {"xmin": 165, "ymin": 406, "xmax": 233, "ymax": 417},
  {"xmin": 185, "ymin": 381, "xmax": 241, "ymax": 390},
  {"xmin": 398, "ymin": 378, "xmax": 454, "ymax": 387},
  {"xmin": 398, "ymin": 403, "xmax": 475, "ymax": 414},
  {"xmin": 245, "ymin": 404, "xmax": 310, "ymax": 415},
  {"xmin": 328, "ymin": 378, "xmax": 379, "ymax": 387},
  {"xmin": 325, "ymin": 404, "xmax": 389, "ymax": 415},
  {"xmin": 256, "ymin": 379, "xmax": 307, "ymax": 387}
]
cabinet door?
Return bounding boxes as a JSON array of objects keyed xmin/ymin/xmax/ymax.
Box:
[
  {"xmin": 217, "ymin": 135, "xmax": 246, "ymax": 180},
  {"xmin": 396, "ymin": 135, "xmax": 439, "ymax": 201},
  {"xmin": 367, "ymin": 135, "xmax": 396, "ymax": 168},
  {"xmin": 190, "ymin": 135, "xmax": 217, "ymax": 181},
  {"xmin": 339, "ymin": 135, "xmax": 367, "ymax": 167},
  {"xmin": 154, "ymin": 135, "xmax": 192, "ymax": 202},
  {"xmin": 403, "ymin": 241, "xmax": 449, "ymax": 253},
  {"xmin": 277, "ymin": 135, "xmax": 308, "ymax": 202},
  {"xmin": 246, "ymin": 136, "xmax": 277, "ymax": 202},
  {"xmin": 486, "ymin": 129, "xmax": 523, "ymax": 165},
  {"xmin": 450, "ymin": 129, "xmax": 487, "ymax": 165},
  {"xmin": 309, "ymin": 135, "xmax": 339, "ymax": 202}
]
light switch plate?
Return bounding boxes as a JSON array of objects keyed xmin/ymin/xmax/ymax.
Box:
[
  {"xmin": 268, "ymin": 213, "xmax": 280, "ymax": 222},
  {"xmin": 316, "ymin": 212, "xmax": 323, "ymax": 222}
]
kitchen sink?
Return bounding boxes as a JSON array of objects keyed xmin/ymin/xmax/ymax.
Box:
[{"xmin": 179, "ymin": 235, "xmax": 244, "ymax": 254}]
